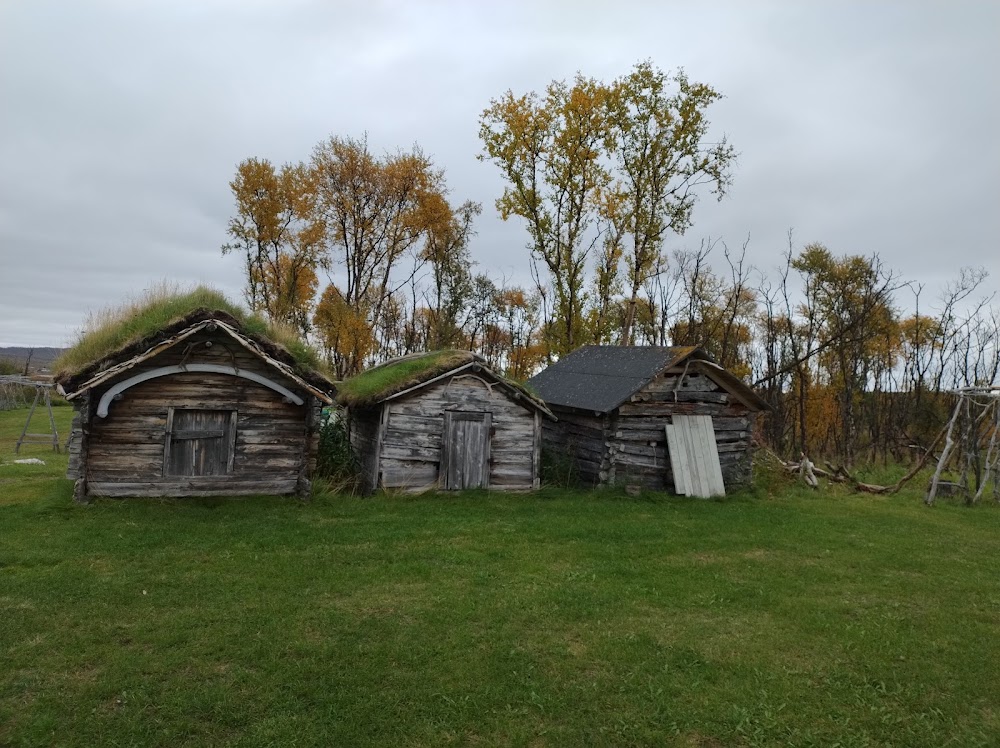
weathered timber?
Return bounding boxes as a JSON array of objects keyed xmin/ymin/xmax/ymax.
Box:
[
  {"xmin": 630, "ymin": 391, "xmax": 730, "ymax": 405},
  {"xmin": 349, "ymin": 368, "xmax": 547, "ymax": 494},
  {"xmin": 534, "ymin": 349, "xmax": 764, "ymax": 492},
  {"xmin": 65, "ymin": 325, "xmax": 332, "ymax": 499},
  {"xmin": 88, "ymin": 479, "xmax": 299, "ymax": 498},
  {"xmin": 641, "ymin": 374, "xmax": 719, "ymax": 394}
]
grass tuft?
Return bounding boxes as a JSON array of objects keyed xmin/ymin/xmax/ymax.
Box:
[
  {"xmin": 337, "ymin": 349, "xmax": 545, "ymax": 409},
  {"xmin": 53, "ymin": 282, "xmax": 326, "ymax": 380},
  {"xmin": 337, "ymin": 350, "xmax": 479, "ymax": 407}
]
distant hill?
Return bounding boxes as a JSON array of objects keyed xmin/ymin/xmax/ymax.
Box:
[{"xmin": 0, "ymin": 347, "xmax": 67, "ymax": 373}]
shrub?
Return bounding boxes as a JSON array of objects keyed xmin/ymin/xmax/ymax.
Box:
[
  {"xmin": 315, "ymin": 410, "xmax": 359, "ymax": 493},
  {"xmin": 541, "ymin": 445, "xmax": 579, "ymax": 488}
]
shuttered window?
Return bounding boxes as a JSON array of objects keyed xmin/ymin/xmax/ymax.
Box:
[{"xmin": 163, "ymin": 408, "xmax": 237, "ymax": 477}]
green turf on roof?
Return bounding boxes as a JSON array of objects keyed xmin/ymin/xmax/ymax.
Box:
[
  {"xmin": 336, "ymin": 349, "xmax": 547, "ymax": 414},
  {"xmin": 336, "ymin": 350, "xmax": 478, "ymax": 408},
  {"xmin": 53, "ymin": 285, "xmax": 327, "ymax": 382}
]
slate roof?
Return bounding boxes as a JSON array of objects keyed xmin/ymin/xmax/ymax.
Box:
[{"xmin": 527, "ymin": 346, "xmax": 767, "ymax": 413}]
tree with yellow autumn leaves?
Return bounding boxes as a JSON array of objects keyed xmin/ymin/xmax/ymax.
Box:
[
  {"xmin": 479, "ymin": 61, "xmax": 736, "ymax": 354},
  {"xmin": 220, "ymin": 63, "xmax": 1000, "ymax": 466}
]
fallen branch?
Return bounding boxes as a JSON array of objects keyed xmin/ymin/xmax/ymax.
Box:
[
  {"xmin": 798, "ymin": 453, "xmax": 818, "ymax": 489},
  {"xmin": 778, "ymin": 430, "xmax": 945, "ymax": 496}
]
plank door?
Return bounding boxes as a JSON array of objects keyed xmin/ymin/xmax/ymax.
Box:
[
  {"xmin": 163, "ymin": 408, "xmax": 237, "ymax": 477},
  {"xmin": 441, "ymin": 411, "xmax": 491, "ymax": 490}
]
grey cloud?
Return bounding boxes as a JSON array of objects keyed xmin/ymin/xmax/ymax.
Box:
[{"xmin": 1, "ymin": 0, "xmax": 997, "ymax": 346}]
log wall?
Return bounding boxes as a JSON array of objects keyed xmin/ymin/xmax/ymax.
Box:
[
  {"xmin": 68, "ymin": 329, "xmax": 318, "ymax": 498},
  {"xmin": 544, "ymin": 365, "xmax": 759, "ymax": 492},
  {"xmin": 349, "ymin": 408, "xmax": 382, "ymax": 495},
  {"xmin": 353, "ymin": 373, "xmax": 541, "ymax": 494},
  {"xmin": 541, "ymin": 409, "xmax": 611, "ymax": 486}
]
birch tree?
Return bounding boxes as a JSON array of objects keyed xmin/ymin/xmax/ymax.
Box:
[
  {"xmin": 479, "ymin": 75, "xmax": 610, "ymax": 356},
  {"xmin": 222, "ymin": 158, "xmax": 324, "ymax": 334},
  {"xmin": 604, "ymin": 62, "xmax": 736, "ymax": 344}
]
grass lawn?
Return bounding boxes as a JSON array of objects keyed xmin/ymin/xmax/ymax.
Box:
[{"xmin": 2, "ymin": 407, "xmax": 999, "ymax": 747}]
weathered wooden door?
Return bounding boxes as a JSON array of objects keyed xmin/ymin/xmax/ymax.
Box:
[
  {"xmin": 441, "ymin": 411, "xmax": 491, "ymax": 490},
  {"xmin": 163, "ymin": 409, "xmax": 236, "ymax": 477}
]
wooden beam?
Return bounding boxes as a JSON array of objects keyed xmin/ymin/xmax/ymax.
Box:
[{"xmin": 95, "ymin": 364, "xmax": 305, "ymax": 418}]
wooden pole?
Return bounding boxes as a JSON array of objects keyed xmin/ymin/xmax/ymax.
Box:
[{"xmin": 926, "ymin": 396, "xmax": 963, "ymax": 506}]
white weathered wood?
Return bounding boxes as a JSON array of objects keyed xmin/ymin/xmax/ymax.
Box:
[
  {"xmin": 664, "ymin": 424, "xmax": 688, "ymax": 495},
  {"xmin": 96, "ymin": 364, "xmax": 304, "ymax": 418},
  {"xmin": 926, "ymin": 396, "xmax": 963, "ymax": 505},
  {"xmin": 689, "ymin": 415, "xmax": 725, "ymax": 496},
  {"xmin": 441, "ymin": 410, "xmax": 491, "ymax": 489},
  {"xmin": 665, "ymin": 416, "xmax": 725, "ymax": 498}
]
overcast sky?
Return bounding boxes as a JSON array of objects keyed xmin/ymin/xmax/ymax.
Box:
[{"xmin": 1, "ymin": 0, "xmax": 997, "ymax": 347}]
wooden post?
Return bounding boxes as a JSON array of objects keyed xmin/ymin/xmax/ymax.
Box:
[
  {"xmin": 926, "ymin": 396, "xmax": 963, "ymax": 506},
  {"xmin": 73, "ymin": 393, "xmax": 92, "ymax": 504},
  {"xmin": 296, "ymin": 397, "xmax": 321, "ymax": 500},
  {"xmin": 532, "ymin": 411, "xmax": 542, "ymax": 490},
  {"xmin": 15, "ymin": 383, "xmax": 60, "ymax": 454},
  {"xmin": 974, "ymin": 400, "xmax": 998, "ymax": 504}
]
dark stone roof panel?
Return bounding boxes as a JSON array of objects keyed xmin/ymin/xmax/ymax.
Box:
[{"xmin": 528, "ymin": 346, "xmax": 695, "ymax": 413}]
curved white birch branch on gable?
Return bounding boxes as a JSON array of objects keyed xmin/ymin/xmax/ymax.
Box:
[{"xmin": 96, "ymin": 364, "xmax": 304, "ymax": 418}]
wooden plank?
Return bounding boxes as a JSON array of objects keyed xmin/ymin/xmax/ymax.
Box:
[
  {"xmin": 694, "ymin": 415, "xmax": 726, "ymax": 496},
  {"xmin": 664, "ymin": 424, "xmax": 689, "ymax": 496},
  {"xmin": 372, "ymin": 404, "xmax": 388, "ymax": 493},
  {"xmin": 382, "ymin": 430, "xmax": 442, "ymax": 449},
  {"xmin": 632, "ymin": 390, "xmax": 729, "ymax": 404},
  {"xmin": 680, "ymin": 416, "xmax": 706, "ymax": 497},
  {"xmin": 686, "ymin": 417, "xmax": 715, "ymax": 492},
  {"xmin": 87, "ymin": 479, "xmax": 298, "ymax": 498},
  {"xmin": 161, "ymin": 406, "xmax": 175, "ymax": 477},
  {"xmin": 440, "ymin": 410, "xmax": 454, "ymax": 488},
  {"xmin": 379, "ymin": 444, "xmax": 442, "ymax": 462},
  {"xmin": 642, "ymin": 375, "xmax": 720, "ymax": 394},
  {"xmin": 671, "ymin": 415, "xmax": 725, "ymax": 498}
]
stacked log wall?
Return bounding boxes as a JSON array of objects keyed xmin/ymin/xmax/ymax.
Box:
[
  {"xmin": 348, "ymin": 408, "xmax": 382, "ymax": 495},
  {"xmin": 541, "ymin": 409, "xmax": 610, "ymax": 486},
  {"xmin": 609, "ymin": 369, "xmax": 756, "ymax": 491},
  {"xmin": 80, "ymin": 330, "xmax": 314, "ymax": 497},
  {"xmin": 66, "ymin": 394, "xmax": 87, "ymax": 480},
  {"xmin": 377, "ymin": 375, "xmax": 539, "ymax": 493}
]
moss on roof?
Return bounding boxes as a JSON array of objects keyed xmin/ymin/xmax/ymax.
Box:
[
  {"xmin": 53, "ymin": 285, "xmax": 331, "ymax": 387},
  {"xmin": 337, "ymin": 350, "xmax": 548, "ymax": 414},
  {"xmin": 336, "ymin": 350, "xmax": 479, "ymax": 408}
]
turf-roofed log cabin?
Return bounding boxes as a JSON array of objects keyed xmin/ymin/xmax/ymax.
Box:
[
  {"xmin": 527, "ymin": 346, "xmax": 769, "ymax": 495},
  {"xmin": 339, "ymin": 351, "xmax": 555, "ymax": 494},
  {"xmin": 56, "ymin": 309, "xmax": 335, "ymax": 500}
]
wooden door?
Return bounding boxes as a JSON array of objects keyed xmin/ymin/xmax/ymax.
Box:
[
  {"xmin": 163, "ymin": 409, "xmax": 236, "ymax": 477},
  {"xmin": 441, "ymin": 411, "xmax": 491, "ymax": 490}
]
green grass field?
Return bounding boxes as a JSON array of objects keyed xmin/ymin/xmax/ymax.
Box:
[{"xmin": 2, "ymin": 406, "xmax": 999, "ymax": 747}]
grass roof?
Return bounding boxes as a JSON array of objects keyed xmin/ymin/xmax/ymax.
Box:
[
  {"xmin": 336, "ymin": 350, "xmax": 478, "ymax": 408},
  {"xmin": 336, "ymin": 349, "xmax": 548, "ymax": 415},
  {"xmin": 54, "ymin": 284, "xmax": 328, "ymax": 383}
]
